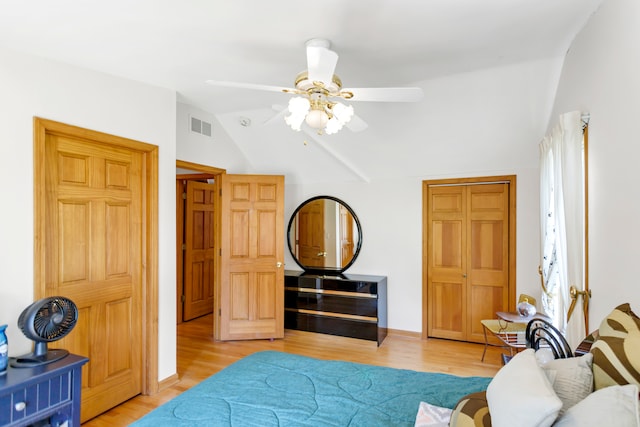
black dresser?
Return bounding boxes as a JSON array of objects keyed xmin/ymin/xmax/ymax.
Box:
[{"xmin": 284, "ymin": 270, "xmax": 387, "ymax": 345}]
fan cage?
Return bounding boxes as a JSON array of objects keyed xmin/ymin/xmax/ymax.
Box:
[{"xmin": 18, "ymin": 296, "xmax": 78, "ymax": 342}]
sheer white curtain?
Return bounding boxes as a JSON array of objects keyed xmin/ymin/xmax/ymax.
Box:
[{"xmin": 539, "ymin": 111, "xmax": 586, "ymax": 349}]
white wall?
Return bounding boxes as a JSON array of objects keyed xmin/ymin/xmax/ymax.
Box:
[
  {"xmin": 281, "ymin": 58, "xmax": 563, "ymax": 332},
  {"xmin": 0, "ymin": 47, "xmax": 178, "ymax": 381},
  {"xmin": 176, "ymin": 102, "xmax": 251, "ymax": 171},
  {"xmin": 549, "ymin": 0, "xmax": 640, "ymax": 327}
]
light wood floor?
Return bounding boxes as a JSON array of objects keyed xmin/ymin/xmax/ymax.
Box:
[{"xmin": 82, "ymin": 314, "xmax": 505, "ymax": 426}]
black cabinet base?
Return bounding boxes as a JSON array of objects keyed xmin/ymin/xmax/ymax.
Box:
[{"xmin": 284, "ymin": 270, "xmax": 387, "ymax": 346}]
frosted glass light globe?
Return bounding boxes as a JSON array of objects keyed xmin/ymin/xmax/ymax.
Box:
[{"xmin": 305, "ymin": 109, "xmax": 329, "ymax": 129}]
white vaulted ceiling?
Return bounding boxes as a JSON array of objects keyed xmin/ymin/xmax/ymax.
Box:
[{"xmin": 0, "ymin": 0, "xmax": 603, "ymax": 182}]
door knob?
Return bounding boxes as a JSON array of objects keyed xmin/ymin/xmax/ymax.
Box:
[{"xmin": 276, "ymin": 262, "xmax": 283, "ymax": 268}]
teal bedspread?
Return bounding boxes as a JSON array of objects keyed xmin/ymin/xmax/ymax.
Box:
[{"xmin": 131, "ymin": 350, "xmax": 491, "ymax": 426}]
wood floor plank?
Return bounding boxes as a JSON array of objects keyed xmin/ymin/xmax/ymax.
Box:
[{"xmin": 82, "ymin": 314, "xmax": 504, "ymax": 426}]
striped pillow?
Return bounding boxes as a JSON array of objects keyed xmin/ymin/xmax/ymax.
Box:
[{"xmin": 590, "ymin": 303, "xmax": 640, "ymax": 390}]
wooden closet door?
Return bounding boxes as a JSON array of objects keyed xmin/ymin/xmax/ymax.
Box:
[
  {"xmin": 427, "ymin": 186, "xmax": 467, "ymax": 340},
  {"xmin": 466, "ymin": 183, "xmax": 510, "ymax": 343},
  {"xmin": 425, "ymin": 179, "xmax": 513, "ymax": 344}
]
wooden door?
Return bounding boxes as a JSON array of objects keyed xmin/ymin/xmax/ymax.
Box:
[
  {"xmin": 427, "ymin": 185, "xmax": 466, "ymax": 340},
  {"xmin": 215, "ymin": 174, "xmax": 285, "ymax": 341},
  {"xmin": 425, "ymin": 177, "xmax": 514, "ymax": 344},
  {"xmin": 43, "ymin": 132, "xmax": 143, "ymax": 420},
  {"xmin": 297, "ymin": 198, "xmax": 326, "ymax": 267},
  {"xmin": 466, "ymin": 183, "xmax": 510, "ymax": 342},
  {"xmin": 183, "ymin": 180, "xmax": 215, "ymax": 321}
]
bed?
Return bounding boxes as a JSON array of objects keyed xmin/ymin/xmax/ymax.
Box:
[{"xmin": 131, "ymin": 350, "xmax": 491, "ymax": 426}]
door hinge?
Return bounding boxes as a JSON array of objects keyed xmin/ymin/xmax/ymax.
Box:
[
  {"xmin": 219, "ymin": 248, "xmax": 222, "ymax": 256},
  {"xmin": 182, "ymin": 192, "xmax": 187, "ymax": 200},
  {"xmin": 219, "ymin": 188, "xmax": 222, "ymax": 196},
  {"xmin": 218, "ymin": 308, "xmax": 221, "ymax": 316},
  {"xmin": 182, "ymin": 243, "xmax": 186, "ymax": 250},
  {"xmin": 181, "ymin": 295, "xmax": 186, "ymax": 303}
]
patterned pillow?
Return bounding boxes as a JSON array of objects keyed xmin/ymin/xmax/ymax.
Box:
[
  {"xmin": 448, "ymin": 391, "xmax": 491, "ymax": 427},
  {"xmin": 539, "ymin": 353, "xmax": 594, "ymax": 415},
  {"xmin": 414, "ymin": 402, "xmax": 453, "ymax": 427},
  {"xmin": 590, "ymin": 303, "xmax": 640, "ymax": 390}
]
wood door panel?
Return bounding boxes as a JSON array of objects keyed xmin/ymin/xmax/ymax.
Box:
[
  {"xmin": 469, "ymin": 192, "xmax": 504, "ymax": 211},
  {"xmin": 105, "ymin": 298, "xmax": 133, "ymax": 376},
  {"xmin": 59, "ymin": 201, "xmax": 90, "ymax": 283},
  {"xmin": 257, "ymin": 210, "xmax": 278, "ymax": 257},
  {"xmin": 430, "ymin": 281, "xmax": 464, "ymax": 339},
  {"xmin": 217, "ymin": 174, "xmax": 284, "ymax": 341},
  {"xmin": 432, "ymin": 221, "xmax": 463, "ymax": 268},
  {"xmin": 431, "ymin": 192, "xmax": 463, "ymax": 213},
  {"xmin": 256, "ymin": 183, "xmax": 278, "ymax": 201},
  {"xmin": 230, "ymin": 272, "xmax": 250, "ymax": 320},
  {"xmin": 105, "ymin": 203, "xmax": 131, "ymax": 277},
  {"xmin": 105, "ymin": 160, "xmax": 130, "ymax": 188},
  {"xmin": 470, "ymin": 221, "xmax": 504, "ymax": 270},
  {"xmin": 230, "ymin": 210, "xmax": 250, "ymax": 257},
  {"xmin": 257, "ymin": 272, "xmax": 278, "ymax": 319},
  {"xmin": 58, "ymin": 153, "xmax": 89, "ymax": 185}
]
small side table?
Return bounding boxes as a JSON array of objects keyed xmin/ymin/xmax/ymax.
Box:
[
  {"xmin": 0, "ymin": 354, "xmax": 88, "ymax": 427},
  {"xmin": 480, "ymin": 312, "xmax": 551, "ymax": 362},
  {"xmin": 496, "ymin": 311, "xmax": 551, "ymax": 323}
]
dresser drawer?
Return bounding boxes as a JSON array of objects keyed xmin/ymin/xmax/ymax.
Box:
[
  {"xmin": 285, "ymin": 289, "xmax": 378, "ymax": 317},
  {"xmin": 285, "ymin": 311, "xmax": 380, "ymax": 342},
  {"xmin": 0, "ymin": 354, "xmax": 87, "ymax": 427},
  {"xmin": 285, "ymin": 275, "xmax": 379, "ymax": 294},
  {"xmin": 0, "ymin": 370, "xmax": 71, "ymax": 426}
]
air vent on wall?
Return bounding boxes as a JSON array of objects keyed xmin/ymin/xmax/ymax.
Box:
[{"xmin": 190, "ymin": 115, "xmax": 212, "ymax": 137}]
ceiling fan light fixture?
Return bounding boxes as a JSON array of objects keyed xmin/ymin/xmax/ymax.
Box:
[
  {"xmin": 305, "ymin": 109, "xmax": 329, "ymax": 129},
  {"xmin": 324, "ymin": 117, "xmax": 343, "ymax": 135},
  {"xmin": 285, "ymin": 96, "xmax": 310, "ymax": 131},
  {"xmin": 206, "ymin": 38, "xmax": 424, "ymax": 137},
  {"xmin": 332, "ymin": 102, "xmax": 354, "ymax": 124}
]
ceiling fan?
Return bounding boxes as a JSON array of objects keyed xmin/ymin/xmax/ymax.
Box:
[{"xmin": 205, "ymin": 39, "xmax": 424, "ymax": 135}]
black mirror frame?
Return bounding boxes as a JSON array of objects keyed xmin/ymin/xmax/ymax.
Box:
[{"xmin": 287, "ymin": 195, "xmax": 362, "ymax": 275}]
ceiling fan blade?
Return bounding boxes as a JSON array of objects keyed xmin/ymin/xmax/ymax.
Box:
[
  {"xmin": 341, "ymin": 87, "xmax": 424, "ymax": 102},
  {"xmin": 306, "ymin": 42, "xmax": 339, "ymax": 87},
  {"xmin": 346, "ymin": 114, "xmax": 368, "ymax": 132},
  {"xmin": 205, "ymin": 80, "xmax": 291, "ymax": 94},
  {"xmin": 263, "ymin": 104, "xmax": 288, "ymax": 126}
]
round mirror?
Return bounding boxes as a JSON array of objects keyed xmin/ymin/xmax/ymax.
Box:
[{"xmin": 287, "ymin": 196, "xmax": 362, "ymax": 274}]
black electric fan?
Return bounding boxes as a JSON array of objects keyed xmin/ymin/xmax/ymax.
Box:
[{"xmin": 10, "ymin": 296, "xmax": 78, "ymax": 368}]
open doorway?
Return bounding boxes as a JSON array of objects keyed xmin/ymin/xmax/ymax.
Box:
[{"xmin": 176, "ymin": 160, "xmax": 225, "ymax": 324}]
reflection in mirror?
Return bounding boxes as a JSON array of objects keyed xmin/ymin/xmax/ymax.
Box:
[{"xmin": 288, "ymin": 196, "xmax": 362, "ymax": 274}]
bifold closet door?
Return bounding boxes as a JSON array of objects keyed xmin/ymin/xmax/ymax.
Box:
[{"xmin": 426, "ymin": 182, "xmax": 510, "ymax": 344}]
